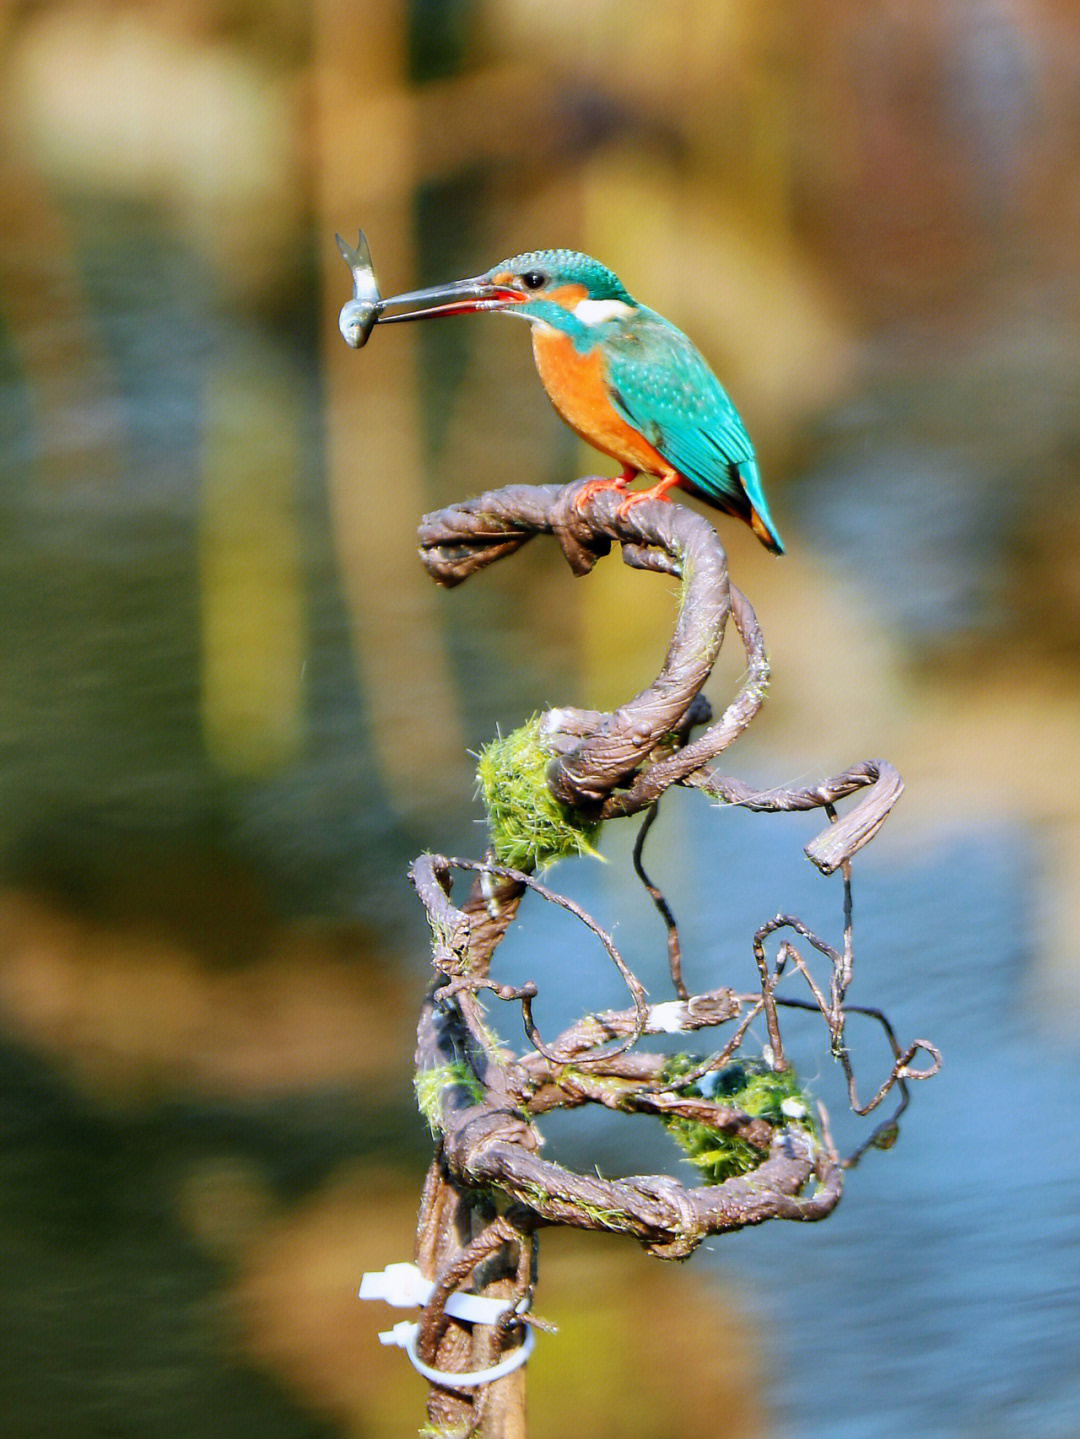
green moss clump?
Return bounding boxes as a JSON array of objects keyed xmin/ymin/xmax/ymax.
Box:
[
  {"xmin": 414, "ymin": 1062, "xmax": 485, "ymax": 1135},
  {"xmin": 659, "ymin": 1055, "xmax": 817, "ymax": 1185},
  {"xmin": 476, "ymin": 716, "xmax": 602, "ymax": 871}
]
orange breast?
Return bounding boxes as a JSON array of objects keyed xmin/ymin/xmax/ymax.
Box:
[{"xmin": 531, "ymin": 327, "xmax": 670, "ymax": 477}]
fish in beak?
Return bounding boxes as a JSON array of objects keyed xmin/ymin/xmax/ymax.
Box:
[
  {"xmin": 336, "ymin": 230, "xmax": 524, "ymax": 349},
  {"xmin": 336, "ymin": 231, "xmax": 382, "ymax": 348}
]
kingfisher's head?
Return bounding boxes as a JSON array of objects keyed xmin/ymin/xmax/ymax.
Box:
[
  {"xmin": 487, "ymin": 250, "xmax": 634, "ymax": 315},
  {"xmin": 375, "ymin": 249, "xmax": 637, "ymax": 331}
]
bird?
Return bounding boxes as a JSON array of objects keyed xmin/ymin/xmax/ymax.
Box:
[{"xmin": 368, "ymin": 248, "xmax": 783, "ymax": 553}]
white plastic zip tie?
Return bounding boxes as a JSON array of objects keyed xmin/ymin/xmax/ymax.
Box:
[
  {"xmin": 379, "ymin": 1319, "xmax": 537, "ymax": 1390},
  {"xmin": 358, "ymin": 1263, "xmax": 430, "ymax": 1308},
  {"xmin": 359, "ymin": 1262, "xmax": 513, "ymax": 1325},
  {"xmin": 649, "ymin": 999, "xmax": 688, "ymax": 1033},
  {"xmin": 361, "ymin": 1263, "xmax": 536, "ymax": 1388}
]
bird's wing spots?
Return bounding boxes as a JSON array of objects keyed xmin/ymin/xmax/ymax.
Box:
[{"xmin": 603, "ymin": 311, "xmax": 755, "ymax": 505}]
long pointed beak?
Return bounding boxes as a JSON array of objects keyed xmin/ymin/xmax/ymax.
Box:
[{"xmin": 376, "ymin": 276, "xmax": 524, "ymax": 324}]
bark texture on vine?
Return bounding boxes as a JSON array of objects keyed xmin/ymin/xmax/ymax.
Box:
[{"xmin": 398, "ymin": 479, "xmax": 939, "ymax": 1438}]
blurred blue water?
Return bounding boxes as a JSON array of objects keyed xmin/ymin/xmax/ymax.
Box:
[{"xmin": 486, "ymin": 790, "xmax": 1080, "ymax": 1439}]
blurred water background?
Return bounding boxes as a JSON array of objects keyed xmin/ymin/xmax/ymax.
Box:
[{"xmin": 2, "ymin": 2, "xmax": 1079, "ymax": 1436}]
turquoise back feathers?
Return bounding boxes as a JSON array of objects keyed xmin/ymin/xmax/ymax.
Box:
[{"xmin": 602, "ymin": 305, "xmax": 783, "ymax": 553}]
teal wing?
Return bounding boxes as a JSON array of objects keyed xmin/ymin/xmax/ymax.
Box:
[{"xmin": 603, "ymin": 308, "xmax": 782, "ymax": 550}]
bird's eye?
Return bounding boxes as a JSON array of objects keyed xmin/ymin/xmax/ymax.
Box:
[{"xmin": 521, "ymin": 270, "xmax": 546, "ymax": 291}]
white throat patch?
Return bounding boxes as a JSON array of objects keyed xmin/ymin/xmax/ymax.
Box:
[{"xmin": 572, "ymin": 298, "xmax": 634, "ymax": 325}]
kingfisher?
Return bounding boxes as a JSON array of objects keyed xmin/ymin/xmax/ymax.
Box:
[{"xmin": 354, "ymin": 247, "xmax": 783, "ymax": 553}]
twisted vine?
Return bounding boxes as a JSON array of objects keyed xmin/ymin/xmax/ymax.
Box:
[{"xmin": 395, "ymin": 479, "xmax": 940, "ymax": 1439}]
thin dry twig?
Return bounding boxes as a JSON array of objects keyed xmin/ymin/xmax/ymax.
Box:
[{"xmin": 632, "ymin": 801, "xmax": 688, "ymax": 998}]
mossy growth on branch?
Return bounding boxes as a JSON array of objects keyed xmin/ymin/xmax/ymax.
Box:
[
  {"xmin": 476, "ymin": 715, "xmax": 602, "ymax": 870},
  {"xmin": 659, "ymin": 1055, "xmax": 818, "ymax": 1185},
  {"xmin": 414, "ymin": 1061, "xmax": 486, "ymax": 1135}
]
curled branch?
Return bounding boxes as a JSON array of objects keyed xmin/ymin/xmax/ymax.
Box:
[
  {"xmin": 419, "ymin": 481, "xmax": 903, "ymax": 865},
  {"xmin": 422, "ymin": 479, "xmax": 730, "ymax": 805},
  {"xmin": 412, "ymin": 855, "xmax": 856, "ymax": 1259},
  {"xmin": 696, "ymin": 758, "xmax": 906, "ymax": 873},
  {"xmin": 404, "ymin": 475, "xmax": 938, "ymax": 1421}
]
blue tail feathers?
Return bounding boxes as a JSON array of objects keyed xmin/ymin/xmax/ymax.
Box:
[{"xmin": 738, "ymin": 458, "xmax": 784, "ymax": 554}]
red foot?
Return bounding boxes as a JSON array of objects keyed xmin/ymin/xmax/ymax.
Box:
[
  {"xmin": 615, "ymin": 475, "xmax": 681, "ymax": 519},
  {"xmin": 573, "ymin": 470, "xmax": 634, "ymax": 514}
]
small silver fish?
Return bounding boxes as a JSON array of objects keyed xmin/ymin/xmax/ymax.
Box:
[{"xmin": 336, "ymin": 230, "xmax": 382, "ymax": 348}]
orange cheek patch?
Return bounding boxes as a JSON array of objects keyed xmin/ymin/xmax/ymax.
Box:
[{"xmin": 546, "ymin": 283, "xmax": 589, "ymax": 306}]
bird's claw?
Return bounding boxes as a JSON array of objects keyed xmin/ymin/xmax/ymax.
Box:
[
  {"xmin": 573, "ymin": 475, "xmax": 630, "ymax": 514},
  {"xmin": 615, "ymin": 488, "xmax": 672, "ymax": 520}
]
